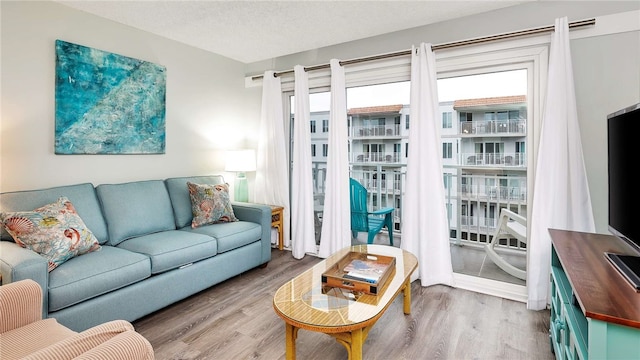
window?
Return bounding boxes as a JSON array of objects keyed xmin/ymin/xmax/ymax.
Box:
[
  {"xmin": 311, "ymin": 144, "xmax": 316, "ymax": 157},
  {"xmin": 442, "ymin": 111, "xmax": 452, "ymax": 128},
  {"xmin": 516, "ymin": 141, "xmax": 525, "ymax": 165},
  {"xmin": 322, "ymin": 144, "xmax": 328, "ymax": 157},
  {"xmin": 443, "ymin": 173, "xmax": 452, "ymax": 189},
  {"xmin": 484, "ymin": 142, "xmax": 504, "ymax": 165},
  {"xmin": 322, "ymin": 119, "xmax": 329, "ymax": 132},
  {"xmin": 459, "ymin": 112, "xmax": 472, "ymax": 122},
  {"xmin": 310, "ymin": 120, "xmax": 316, "ymax": 133},
  {"xmin": 363, "ymin": 143, "xmax": 385, "ymax": 162},
  {"xmin": 443, "ymin": 142, "xmax": 453, "ymax": 159},
  {"xmin": 284, "ymin": 40, "xmax": 542, "ymax": 299}
]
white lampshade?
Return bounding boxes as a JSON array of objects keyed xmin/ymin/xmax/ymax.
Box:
[{"xmin": 225, "ymin": 149, "xmax": 256, "ymax": 172}]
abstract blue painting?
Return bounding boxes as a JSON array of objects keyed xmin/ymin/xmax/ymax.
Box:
[{"xmin": 55, "ymin": 40, "xmax": 166, "ymax": 154}]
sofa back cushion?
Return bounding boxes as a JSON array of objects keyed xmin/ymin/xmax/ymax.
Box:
[
  {"xmin": 0, "ymin": 183, "xmax": 108, "ymax": 245},
  {"xmin": 165, "ymin": 175, "xmax": 225, "ymax": 229},
  {"xmin": 96, "ymin": 180, "xmax": 175, "ymax": 246}
]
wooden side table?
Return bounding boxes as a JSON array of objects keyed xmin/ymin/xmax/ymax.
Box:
[{"xmin": 270, "ymin": 205, "xmax": 285, "ymax": 250}]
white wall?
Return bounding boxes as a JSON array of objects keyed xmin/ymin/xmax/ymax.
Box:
[
  {"xmin": 1, "ymin": 1, "xmax": 260, "ymax": 192},
  {"xmin": 2, "ymin": 1, "xmax": 638, "ymax": 234},
  {"xmin": 245, "ymin": 1, "xmax": 640, "ymax": 234}
]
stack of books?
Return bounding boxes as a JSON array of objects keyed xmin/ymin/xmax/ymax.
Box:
[
  {"xmin": 321, "ymin": 252, "xmax": 396, "ymax": 295},
  {"xmin": 342, "ymin": 259, "xmax": 390, "ymax": 284}
]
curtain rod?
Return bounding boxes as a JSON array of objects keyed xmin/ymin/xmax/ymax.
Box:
[{"xmin": 251, "ymin": 17, "xmax": 595, "ymax": 81}]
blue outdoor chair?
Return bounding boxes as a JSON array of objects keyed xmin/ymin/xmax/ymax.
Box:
[{"xmin": 349, "ymin": 178, "xmax": 394, "ymax": 245}]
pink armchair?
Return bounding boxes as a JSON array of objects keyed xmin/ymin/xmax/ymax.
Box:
[{"xmin": 0, "ymin": 279, "xmax": 154, "ymax": 360}]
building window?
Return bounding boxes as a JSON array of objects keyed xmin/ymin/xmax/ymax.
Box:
[
  {"xmin": 311, "ymin": 144, "xmax": 316, "ymax": 157},
  {"xmin": 322, "ymin": 119, "xmax": 329, "ymax": 132},
  {"xmin": 443, "ymin": 142, "xmax": 452, "ymax": 159},
  {"xmin": 405, "ymin": 114, "xmax": 410, "ymax": 129},
  {"xmin": 443, "ymin": 173, "xmax": 452, "ymax": 189},
  {"xmin": 516, "ymin": 141, "xmax": 525, "ymax": 165},
  {"xmin": 393, "ymin": 144, "xmax": 401, "ymax": 162},
  {"xmin": 459, "ymin": 112, "xmax": 472, "ymax": 122},
  {"xmin": 363, "ymin": 143, "xmax": 385, "ymax": 162},
  {"xmin": 405, "ymin": 143, "xmax": 408, "ymax": 157},
  {"xmin": 322, "ymin": 144, "xmax": 328, "ymax": 157},
  {"xmin": 310, "ymin": 120, "xmax": 316, "ymax": 133},
  {"xmin": 442, "ymin": 111, "xmax": 452, "ymax": 128}
]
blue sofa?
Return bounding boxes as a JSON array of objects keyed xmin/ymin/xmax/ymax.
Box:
[{"xmin": 0, "ymin": 175, "xmax": 272, "ymax": 331}]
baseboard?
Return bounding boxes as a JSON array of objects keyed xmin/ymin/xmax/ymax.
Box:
[{"xmin": 452, "ymin": 272, "xmax": 527, "ymax": 303}]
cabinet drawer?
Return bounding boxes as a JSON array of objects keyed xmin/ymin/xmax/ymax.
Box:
[
  {"xmin": 550, "ymin": 266, "xmax": 588, "ymax": 360},
  {"xmin": 551, "ymin": 266, "xmax": 572, "ymax": 304}
]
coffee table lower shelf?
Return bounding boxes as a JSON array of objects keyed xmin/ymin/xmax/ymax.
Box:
[{"xmin": 279, "ymin": 277, "xmax": 412, "ymax": 360}]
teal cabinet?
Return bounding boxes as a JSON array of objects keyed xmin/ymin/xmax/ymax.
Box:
[{"xmin": 549, "ymin": 230, "xmax": 640, "ymax": 360}]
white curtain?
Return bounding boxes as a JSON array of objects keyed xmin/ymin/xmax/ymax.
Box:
[
  {"xmin": 291, "ymin": 65, "xmax": 317, "ymax": 258},
  {"xmin": 318, "ymin": 59, "xmax": 351, "ymax": 258},
  {"xmin": 401, "ymin": 43, "xmax": 453, "ymax": 286},
  {"xmin": 255, "ymin": 70, "xmax": 291, "ymax": 248},
  {"xmin": 527, "ymin": 17, "xmax": 595, "ymax": 310}
]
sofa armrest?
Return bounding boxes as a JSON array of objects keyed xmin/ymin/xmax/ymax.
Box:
[
  {"xmin": 0, "ymin": 279, "xmax": 43, "ymax": 333},
  {"xmin": 231, "ymin": 202, "xmax": 272, "ymax": 264},
  {"xmin": 0, "ymin": 241, "xmax": 49, "ymax": 317},
  {"xmin": 22, "ymin": 320, "xmax": 154, "ymax": 360}
]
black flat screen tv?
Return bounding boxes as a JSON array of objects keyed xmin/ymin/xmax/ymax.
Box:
[{"xmin": 606, "ymin": 102, "xmax": 640, "ymax": 291}]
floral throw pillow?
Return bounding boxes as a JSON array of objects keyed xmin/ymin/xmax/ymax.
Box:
[
  {"xmin": 0, "ymin": 197, "xmax": 101, "ymax": 271},
  {"xmin": 187, "ymin": 182, "xmax": 238, "ymax": 228}
]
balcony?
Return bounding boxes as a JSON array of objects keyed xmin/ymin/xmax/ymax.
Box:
[
  {"xmin": 463, "ymin": 152, "xmax": 526, "ymax": 167},
  {"xmin": 312, "ymin": 162, "xmax": 527, "ymax": 251},
  {"xmin": 351, "ymin": 125, "xmax": 401, "ymax": 138},
  {"xmin": 353, "ymin": 152, "xmax": 401, "ymax": 163},
  {"xmin": 460, "ymin": 184, "xmax": 527, "ymax": 203},
  {"xmin": 460, "ymin": 119, "xmax": 526, "ymax": 136}
]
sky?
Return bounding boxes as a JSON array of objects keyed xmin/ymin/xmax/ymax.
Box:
[{"xmin": 304, "ymin": 69, "xmax": 527, "ymax": 112}]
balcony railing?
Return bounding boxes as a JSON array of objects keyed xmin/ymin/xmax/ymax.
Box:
[
  {"xmin": 353, "ymin": 152, "xmax": 401, "ymax": 163},
  {"xmin": 462, "ymin": 152, "xmax": 526, "ymax": 167},
  {"xmin": 312, "ymin": 162, "xmax": 527, "ymax": 250},
  {"xmin": 351, "ymin": 125, "xmax": 401, "ymax": 138},
  {"xmin": 460, "ymin": 119, "xmax": 526, "ymax": 135},
  {"xmin": 460, "ymin": 184, "xmax": 527, "ymax": 202}
]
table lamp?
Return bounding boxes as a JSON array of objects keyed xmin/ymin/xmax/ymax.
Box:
[{"xmin": 225, "ymin": 149, "xmax": 256, "ymax": 202}]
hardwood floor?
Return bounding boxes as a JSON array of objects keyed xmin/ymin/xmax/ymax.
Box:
[{"xmin": 134, "ymin": 248, "xmax": 553, "ymax": 360}]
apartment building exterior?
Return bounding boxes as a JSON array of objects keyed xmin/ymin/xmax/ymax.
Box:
[{"xmin": 308, "ymin": 95, "xmax": 527, "ymax": 248}]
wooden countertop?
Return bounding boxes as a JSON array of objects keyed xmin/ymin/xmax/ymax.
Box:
[{"xmin": 549, "ymin": 229, "xmax": 640, "ymax": 329}]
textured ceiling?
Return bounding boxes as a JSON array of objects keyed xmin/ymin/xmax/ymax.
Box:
[{"xmin": 56, "ymin": 1, "xmax": 531, "ymax": 64}]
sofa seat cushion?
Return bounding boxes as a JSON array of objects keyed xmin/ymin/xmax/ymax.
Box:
[
  {"xmin": 48, "ymin": 246, "xmax": 151, "ymax": 312},
  {"xmin": 181, "ymin": 221, "xmax": 261, "ymax": 253},
  {"xmin": 116, "ymin": 230, "xmax": 217, "ymax": 274}
]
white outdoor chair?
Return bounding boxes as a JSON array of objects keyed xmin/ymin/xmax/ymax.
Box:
[{"xmin": 485, "ymin": 208, "xmax": 527, "ymax": 280}]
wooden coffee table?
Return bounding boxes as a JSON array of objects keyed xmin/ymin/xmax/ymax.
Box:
[{"xmin": 273, "ymin": 244, "xmax": 418, "ymax": 360}]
